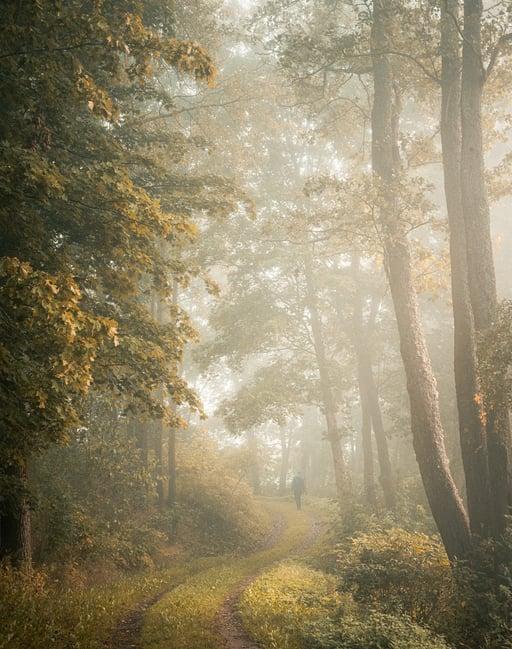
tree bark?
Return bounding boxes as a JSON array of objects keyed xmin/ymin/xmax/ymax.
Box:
[
  {"xmin": 461, "ymin": 0, "xmax": 512, "ymax": 536},
  {"xmin": 370, "ymin": 0, "xmax": 471, "ymax": 561},
  {"xmin": 168, "ymin": 426, "xmax": 177, "ymax": 505},
  {"xmin": 0, "ymin": 462, "xmax": 32, "ymax": 569},
  {"xmin": 366, "ymin": 364, "xmax": 396, "ymax": 508},
  {"xmin": 168, "ymin": 280, "xmax": 179, "ymax": 514},
  {"xmin": 151, "ymin": 292, "xmax": 166, "ymax": 508},
  {"xmin": 154, "ymin": 419, "xmax": 165, "ymax": 508},
  {"xmin": 299, "ymin": 426, "xmax": 312, "ymax": 485},
  {"xmin": 440, "ymin": 0, "xmax": 492, "ymax": 538},
  {"xmin": 304, "ymin": 254, "xmax": 348, "ymax": 507}
]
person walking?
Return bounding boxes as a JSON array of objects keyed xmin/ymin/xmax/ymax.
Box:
[{"xmin": 291, "ymin": 473, "xmax": 305, "ymax": 510}]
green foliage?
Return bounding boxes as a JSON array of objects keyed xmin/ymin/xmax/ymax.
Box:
[
  {"xmin": 0, "ymin": 0, "xmax": 225, "ymax": 542},
  {"xmin": 336, "ymin": 528, "xmax": 453, "ymax": 627},
  {"xmin": 449, "ymin": 528, "xmax": 512, "ymax": 649},
  {"xmin": 175, "ymin": 431, "xmax": 270, "ymax": 554},
  {"xmin": 240, "ymin": 561, "xmax": 449, "ymax": 649},
  {"xmin": 30, "ymin": 418, "xmax": 269, "ymax": 568},
  {"xmin": 305, "ymin": 613, "xmax": 451, "ymax": 649},
  {"xmin": 0, "ymin": 259, "xmax": 116, "ymax": 460},
  {"xmin": 31, "ymin": 403, "xmax": 155, "ymax": 568},
  {"xmin": 479, "ymin": 300, "xmax": 512, "ymax": 415},
  {"xmin": 240, "ymin": 561, "xmax": 350, "ymax": 649}
]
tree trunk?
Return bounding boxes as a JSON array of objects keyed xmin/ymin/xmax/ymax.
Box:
[
  {"xmin": 0, "ymin": 462, "xmax": 32, "ymax": 569},
  {"xmin": 299, "ymin": 436, "xmax": 311, "ymax": 485},
  {"xmin": 154, "ymin": 419, "xmax": 165, "ymax": 508},
  {"xmin": 304, "ymin": 254, "xmax": 348, "ymax": 507},
  {"xmin": 360, "ymin": 386, "xmax": 376, "ymax": 506},
  {"xmin": 151, "ymin": 293, "xmax": 166, "ymax": 508},
  {"xmin": 461, "ymin": 0, "xmax": 512, "ymax": 536},
  {"xmin": 247, "ymin": 429, "xmax": 261, "ymax": 495},
  {"xmin": 168, "ymin": 280, "xmax": 179, "ymax": 522},
  {"xmin": 349, "ymin": 257, "xmax": 395, "ymax": 508},
  {"xmin": 133, "ymin": 419, "xmax": 149, "ymax": 469},
  {"xmin": 440, "ymin": 0, "xmax": 492, "ymax": 538},
  {"xmin": 278, "ymin": 427, "xmax": 291, "ymax": 496},
  {"xmin": 370, "ymin": 0, "xmax": 471, "ymax": 561},
  {"xmin": 168, "ymin": 427, "xmax": 177, "ymax": 505},
  {"xmin": 366, "ymin": 365, "xmax": 396, "ymax": 508}
]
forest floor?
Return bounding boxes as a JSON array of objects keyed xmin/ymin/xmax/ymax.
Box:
[{"xmin": 109, "ymin": 498, "xmax": 322, "ymax": 649}]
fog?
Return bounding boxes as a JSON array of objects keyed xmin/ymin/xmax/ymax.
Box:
[{"xmin": 2, "ymin": 2, "xmax": 512, "ymax": 649}]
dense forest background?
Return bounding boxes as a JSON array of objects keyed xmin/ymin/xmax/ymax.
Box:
[{"xmin": 2, "ymin": 1, "xmax": 512, "ymax": 649}]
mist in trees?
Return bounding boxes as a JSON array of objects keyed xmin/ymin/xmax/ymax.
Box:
[{"xmin": 2, "ymin": 2, "xmax": 512, "ymax": 649}]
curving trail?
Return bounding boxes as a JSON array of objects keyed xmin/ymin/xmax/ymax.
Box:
[
  {"xmin": 111, "ymin": 499, "xmax": 322, "ymax": 649},
  {"xmin": 216, "ymin": 510, "xmax": 320, "ymax": 649}
]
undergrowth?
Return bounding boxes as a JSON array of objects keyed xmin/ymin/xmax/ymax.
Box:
[
  {"xmin": 239, "ymin": 561, "xmax": 450, "ymax": 649},
  {"xmin": 0, "ymin": 555, "xmax": 219, "ymax": 649}
]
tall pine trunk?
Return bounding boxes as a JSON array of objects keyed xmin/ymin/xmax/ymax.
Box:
[
  {"xmin": 440, "ymin": 0, "xmax": 492, "ymax": 538},
  {"xmin": 370, "ymin": 0, "xmax": 471, "ymax": 560},
  {"xmin": 461, "ymin": 0, "xmax": 512, "ymax": 536}
]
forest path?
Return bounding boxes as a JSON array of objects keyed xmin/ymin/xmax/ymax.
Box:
[
  {"xmin": 216, "ymin": 508, "xmax": 319, "ymax": 649},
  {"xmin": 140, "ymin": 498, "xmax": 323, "ymax": 649},
  {"xmin": 109, "ymin": 590, "xmax": 163, "ymax": 649}
]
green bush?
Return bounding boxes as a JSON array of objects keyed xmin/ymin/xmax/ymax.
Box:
[
  {"xmin": 303, "ymin": 613, "xmax": 450, "ymax": 649},
  {"xmin": 336, "ymin": 527, "xmax": 453, "ymax": 626},
  {"xmin": 176, "ymin": 432, "xmax": 270, "ymax": 553},
  {"xmin": 240, "ymin": 561, "xmax": 449, "ymax": 649},
  {"xmin": 449, "ymin": 530, "xmax": 512, "ymax": 649}
]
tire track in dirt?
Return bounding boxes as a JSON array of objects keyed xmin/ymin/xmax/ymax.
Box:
[
  {"xmin": 107, "ymin": 511, "xmax": 287, "ymax": 649},
  {"xmin": 215, "ymin": 510, "xmax": 320, "ymax": 649},
  {"xmin": 108, "ymin": 590, "xmax": 165, "ymax": 649}
]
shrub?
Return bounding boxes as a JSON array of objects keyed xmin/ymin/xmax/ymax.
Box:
[
  {"xmin": 240, "ymin": 561, "xmax": 449, "ymax": 649},
  {"xmin": 336, "ymin": 528, "xmax": 453, "ymax": 626},
  {"xmin": 449, "ymin": 530, "xmax": 512, "ymax": 649},
  {"xmin": 303, "ymin": 613, "xmax": 450, "ymax": 649},
  {"xmin": 176, "ymin": 432, "xmax": 270, "ymax": 553}
]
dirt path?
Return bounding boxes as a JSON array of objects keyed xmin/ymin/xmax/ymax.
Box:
[
  {"xmin": 108, "ymin": 590, "xmax": 165, "ymax": 649},
  {"xmin": 107, "ymin": 509, "xmax": 288, "ymax": 649},
  {"xmin": 216, "ymin": 510, "xmax": 320, "ymax": 649}
]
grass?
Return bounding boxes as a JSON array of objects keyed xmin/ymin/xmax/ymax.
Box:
[
  {"xmin": 238, "ymin": 557, "xmax": 450, "ymax": 649},
  {"xmin": 0, "ymin": 554, "xmax": 222, "ymax": 649},
  {"xmin": 141, "ymin": 499, "xmax": 316, "ymax": 649},
  {"xmin": 239, "ymin": 561, "xmax": 344, "ymax": 649}
]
